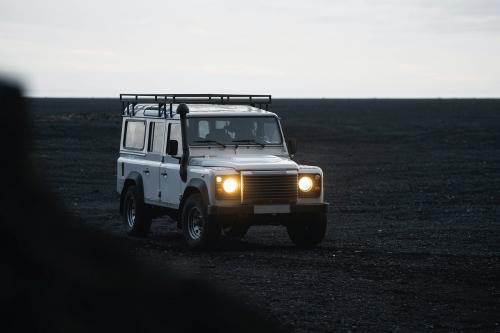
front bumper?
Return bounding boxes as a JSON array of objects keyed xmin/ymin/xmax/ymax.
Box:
[{"xmin": 208, "ymin": 203, "xmax": 329, "ymax": 216}]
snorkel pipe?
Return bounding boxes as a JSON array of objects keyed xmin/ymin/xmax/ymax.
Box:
[{"xmin": 177, "ymin": 103, "xmax": 189, "ymax": 182}]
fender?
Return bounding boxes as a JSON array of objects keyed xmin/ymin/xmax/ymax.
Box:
[
  {"xmin": 182, "ymin": 178, "xmax": 209, "ymax": 207},
  {"xmin": 119, "ymin": 171, "xmax": 144, "ymax": 215}
]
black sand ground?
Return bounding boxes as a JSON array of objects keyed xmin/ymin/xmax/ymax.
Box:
[{"xmin": 29, "ymin": 98, "xmax": 500, "ymax": 332}]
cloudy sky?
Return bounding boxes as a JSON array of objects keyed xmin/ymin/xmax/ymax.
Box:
[{"xmin": 1, "ymin": 0, "xmax": 499, "ymax": 97}]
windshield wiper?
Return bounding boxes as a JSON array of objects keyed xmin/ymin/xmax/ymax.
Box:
[
  {"xmin": 232, "ymin": 139, "xmax": 265, "ymax": 148},
  {"xmin": 192, "ymin": 139, "xmax": 226, "ymax": 148}
]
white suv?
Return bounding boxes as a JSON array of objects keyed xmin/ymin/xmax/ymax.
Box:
[{"xmin": 117, "ymin": 94, "xmax": 328, "ymax": 248}]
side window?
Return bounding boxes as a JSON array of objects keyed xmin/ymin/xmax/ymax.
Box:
[
  {"xmin": 148, "ymin": 122, "xmax": 166, "ymax": 154},
  {"xmin": 167, "ymin": 123, "xmax": 183, "ymax": 156},
  {"xmin": 124, "ymin": 120, "xmax": 146, "ymax": 150}
]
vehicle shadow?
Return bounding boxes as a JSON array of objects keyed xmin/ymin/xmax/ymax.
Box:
[
  {"xmin": 146, "ymin": 227, "xmax": 335, "ymax": 254},
  {"xmin": 215, "ymin": 238, "xmax": 336, "ymax": 253}
]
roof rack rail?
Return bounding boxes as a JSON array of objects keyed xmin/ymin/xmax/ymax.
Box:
[{"xmin": 119, "ymin": 93, "xmax": 272, "ymax": 118}]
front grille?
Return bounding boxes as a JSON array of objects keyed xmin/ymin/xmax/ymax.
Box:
[{"xmin": 242, "ymin": 174, "xmax": 297, "ymax": 204}]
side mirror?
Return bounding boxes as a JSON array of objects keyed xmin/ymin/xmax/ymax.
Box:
[
  {"xmin": 286, "ymin": 138, "xmax": 297, "ymax": 156},
  {"xmin": 167, "ymin": 140, "xmax": 179, "ymax": 156}
]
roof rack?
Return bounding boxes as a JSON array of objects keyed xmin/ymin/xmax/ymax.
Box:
[{"xmin": 119, "ymin": 93, "xmax": 272, "ymax": 118}]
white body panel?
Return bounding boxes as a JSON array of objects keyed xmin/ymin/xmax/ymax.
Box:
[
  {"xmin": 190, "ymin": 154, "xmax": 298, "ymax": 171},
  {"xmin": 160, "ymin": 159, "xmax": 182, "ymax": 207},
  {"xmin": 142, "ymin": 158, "xmax": 161, "ymax": 202}
]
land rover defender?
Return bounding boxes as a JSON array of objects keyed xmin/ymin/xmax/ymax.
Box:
[{"xmin": 117, "ymin": 94, "xmax": 328, "ymax": 248}]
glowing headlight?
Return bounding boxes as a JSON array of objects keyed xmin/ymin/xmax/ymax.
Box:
[
  {"xmin": 215, "ymin": 175, "xmax": 240, "ymax": 199},
  {"xmin": 222, "ymin": 178, "xmax": 238, "ymax": 193},
  {"xmin": 298, "ymin": 176, "xmax": 313, "ymax": 192}
]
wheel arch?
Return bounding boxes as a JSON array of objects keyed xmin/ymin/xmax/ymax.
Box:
[{"xmin": 179, "ymin": 178, "xmax": 209, "ymax": 216}]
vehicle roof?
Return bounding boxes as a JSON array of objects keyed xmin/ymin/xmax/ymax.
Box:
[{"xmin": 123, "ymin": 103, "xmax": 277, "ymax": 119}]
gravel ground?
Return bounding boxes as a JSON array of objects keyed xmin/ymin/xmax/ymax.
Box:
[{"xmin": 29, "ymin": 98, "xmax": 500, "ymax": 332}]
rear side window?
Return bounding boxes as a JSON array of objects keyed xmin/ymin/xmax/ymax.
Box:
[
  {"xmin": 124, "ymin": 120, "xmax": 146, "ymax": 150},
  {"xmin": 148, "ymin": 122, "xmax": 166, "ymax": 153}
]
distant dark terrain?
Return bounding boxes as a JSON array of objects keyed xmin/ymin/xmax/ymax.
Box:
[{"xmin": 28, "ymin": 98, "xmax": 500, "ymax": 332}]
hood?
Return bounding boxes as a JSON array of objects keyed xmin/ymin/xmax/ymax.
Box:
[{"xmin": 190, "ymin": 154, "xmax": 298, "ymax": 171}]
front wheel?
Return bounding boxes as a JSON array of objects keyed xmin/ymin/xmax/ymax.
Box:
[
  {"xmin": 287, "ymin": 213, "xmax": 327, "ymax": 248},
  {"xmin": 181, "ymin": 193, "xmax": 221, "ymax": 249}
]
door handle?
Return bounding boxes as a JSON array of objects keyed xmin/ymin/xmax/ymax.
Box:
[
  {"xmin": 143, "ymin": 170, "xmax": 150, "ymax": 175},
  {"xmin": 161, "ymin": 172, "xmax": 168, "ymax": 177}
]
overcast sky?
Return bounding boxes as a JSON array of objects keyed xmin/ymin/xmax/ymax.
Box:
[{"xmin": 1, "ymin": 0, "xmax": 499, "ymax": 97}]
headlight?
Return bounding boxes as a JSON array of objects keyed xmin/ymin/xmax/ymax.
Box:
[
  {"xmin": 298, "ymin": 176, "xmax": 313, "ymax": 192},
  {"xmin": 215, "ymin": 175, "xmax": 240, "ymax": 199},
  {"xmin": 298, "ymin": 174, "xmax": 321, "ymax": 197},
  {"xmin": 222, "ymin": 178, "xmax": 238, "ymax": 193}
]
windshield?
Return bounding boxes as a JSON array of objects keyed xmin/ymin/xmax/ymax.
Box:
[{"xmin": 187, "ymin": 116, "xmax": 283, "ymax": 146}]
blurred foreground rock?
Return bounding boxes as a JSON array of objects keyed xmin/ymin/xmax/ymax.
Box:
[{"xmin": 0, "ymin": 81, "xmax": 282, "ymax": 333}]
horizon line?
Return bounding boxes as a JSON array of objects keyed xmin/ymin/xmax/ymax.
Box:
[{"xmin": 23, "ymin": 96, "xmax": 500, "ymax": 100}]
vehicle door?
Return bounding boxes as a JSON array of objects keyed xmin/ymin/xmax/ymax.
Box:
[
  {"xmin": 160, "ymin": 122, "xmax": 183, "ymax": 207},
  {"xmin": 120, "ymin": 119, "xmax": 148, "ymax": 192},
  {"xmin": 142, "ymin": 121, "xmax": 166, "ymax": 203}
]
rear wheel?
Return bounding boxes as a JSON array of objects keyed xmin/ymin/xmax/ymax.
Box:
[
  {"xmin": 287, "ymin": 213, "xmax": 327, "ymax": 248},
  {"xmin": 181, "ymin": 193, "xmax": 221, "ymax": 249},
  {"xmin": 122, "ymin": 185, "xmax": 152, "ymax": 237}
]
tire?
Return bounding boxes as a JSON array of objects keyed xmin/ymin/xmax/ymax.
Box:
[
  {"xmin": 223, "ymin": 223, "xmax": 249, "ymax": 238},
  {"xmin": 122, "ymin": 185, "xmax": 152, "ymax": 237},
  {"xmin": 181, "ymin": 193, "xmax": 221, "ymax": 249},
  {"xmin": 287, "ymin": 213, "xmax": 327, "ymax": 248}
]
